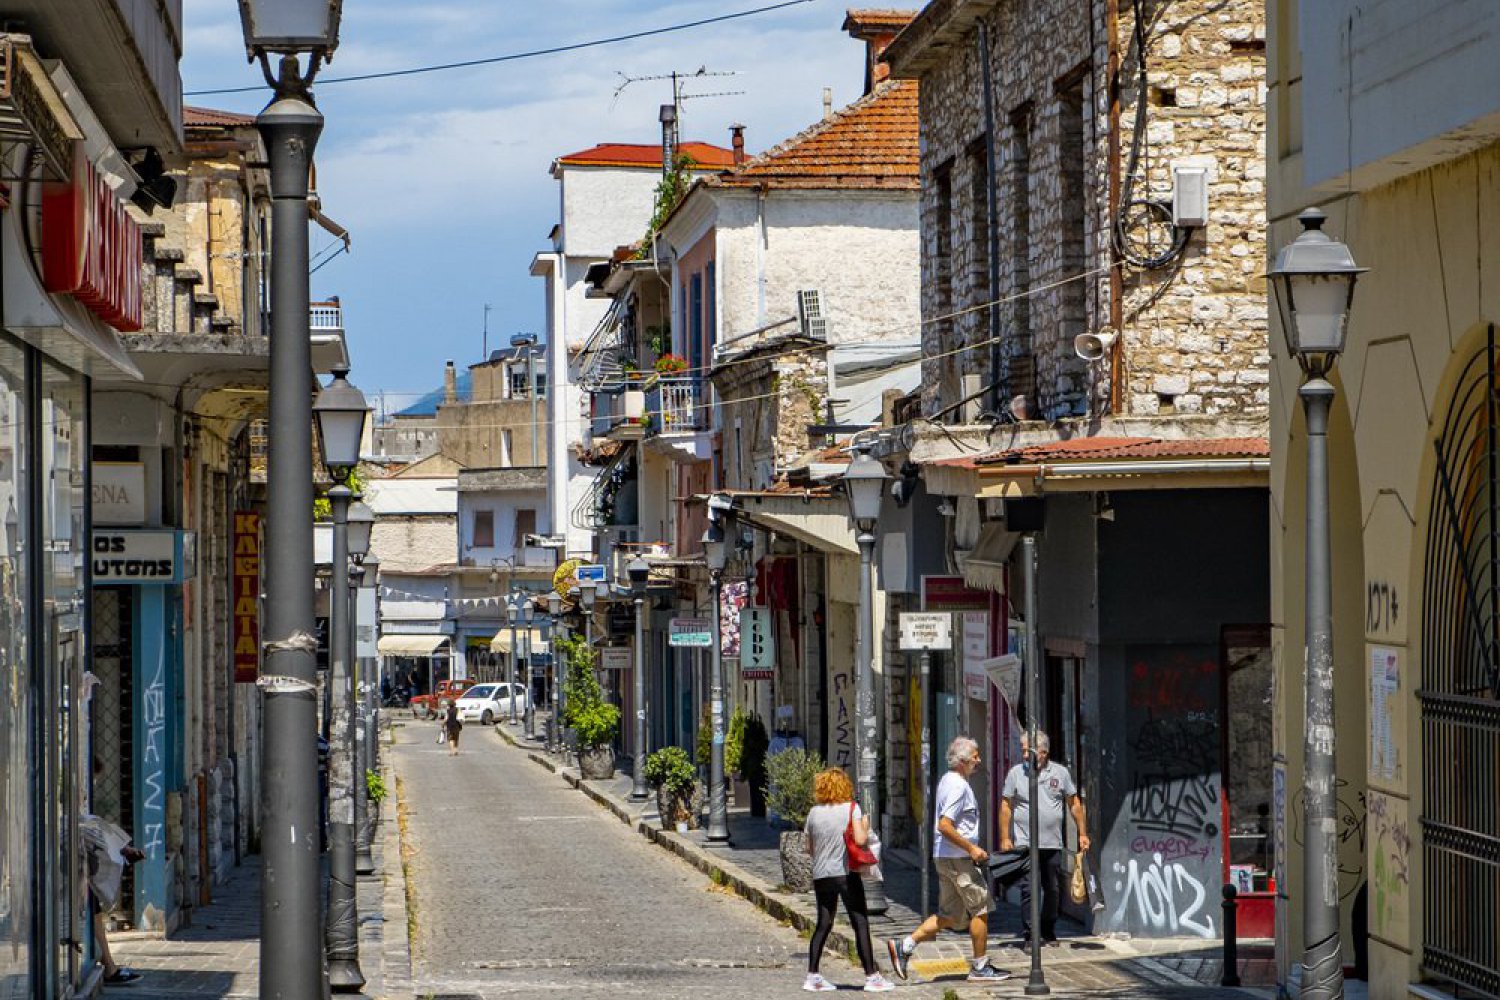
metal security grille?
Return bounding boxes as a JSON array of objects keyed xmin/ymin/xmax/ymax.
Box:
[
  {"xmin": 91, "ymin": 586, "xmax": 136, "ymax": 923},
  {"xmin": 1421, "ymin": 327, "xmax": 1500, "ymax": 999}
]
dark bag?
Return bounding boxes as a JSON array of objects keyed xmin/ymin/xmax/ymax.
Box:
[
  {"xmin": 987, "ymin": 849, "xmax": 1031, "ymax": 893},
  {"xmin": 844, "ymin": 803, "xmax": 879, "ymax": 871}
]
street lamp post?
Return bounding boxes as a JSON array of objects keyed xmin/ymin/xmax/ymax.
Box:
[
  {"xmin": 313, "ymin": 370, "xmax": 369, "ymax": 992},
  {"xmin": 628, "ymin": 556, "xmax": 651, "ymax": 801},
  {"xmin": 1021, "ymin": 535, "xmax": 1049, "ymax": 995},
  {"xmin": 235, "ymin": 3, "xmax": 342, "ymax": 993},
  {"xmin": 577, "ymin": 579, "xmax": 596, "ymax": 647},
  {"xmin": 347, "ymin": 499, "xmax": 374, "ymax": 877},
  {"xmin": 1269, "ymin": 207, "xmax": 1364, "ymax": 1000},
  {"xmin": 703, "ymin": 514, "xmax": 731, "ymax": 845},
  {"xmin": 519, "ymin": 596, "xmax": 537, "ymax": 739},
  {"xmin": 360, "ymin": 552, "xmax": 381, "ymax": 799},
  {"xmin": 842, "ymin": 442, "xmax": 889, "ymax": 915},
  {"xmin": 547, "ymin": 590, "xmax": 564, "ymax": 753}
]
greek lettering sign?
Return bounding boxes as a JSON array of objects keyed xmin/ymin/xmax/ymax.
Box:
[
  {"xmin": 740, "ymin": 607, "xmax": 775, "ymax": 679},
  {"xmin": 600, "ymin": 647, "xmax": 631, "ymax": 670},
  {"xmin": 41, "ymin": 148, "xmax": 145, "ymax": 332},
  {"xmin": 233, "ymin": 513, "xmax": 261, "ymax": 682},
  {"xmin": 669, "ymin": 617, "xmax": 714, "ymax": 648},
  {"xmin": 962, "ymin": 611, "xmax": 990, "ymax": 701},
  {"xmin": 899, "ymin": 612, "xmax": 952, "ymax": 650},
  {"xmin": 920, "ymin": 575, "xmax": 991, "ymax": 612},
  {"xmin": 92, "ymin": 530, "xmax": 196, "ymax": 584}
]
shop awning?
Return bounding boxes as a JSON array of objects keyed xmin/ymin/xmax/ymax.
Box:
[
  {"xmin": 489, "ymin": 627, "xmax": 547, "ymax": 654},
  {"xmin": 961, "ymin": 523, "xmax": 1019, "ymax": 591},
  {"xmin": 377, "ymin": 634, "xmax": 451, "ymax": 656},
  {"xmin": 728, "ymin": 492, "xmax": 858, "ymax": 556}
]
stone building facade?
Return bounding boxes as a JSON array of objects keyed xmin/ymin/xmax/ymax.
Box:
[{"xmin": 888, "ymin": 0, "xmax": 1267, "ymax": 422}]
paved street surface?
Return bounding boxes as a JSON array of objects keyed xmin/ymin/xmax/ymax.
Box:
[{"xmin": 393, "ymin": 718, "xmax": 1268, "ymax": 999}]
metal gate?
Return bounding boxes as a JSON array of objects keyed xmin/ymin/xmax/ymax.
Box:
[{"xmin": 1421, "ymin": 327, "xmax": 1500, "ymax": 999}]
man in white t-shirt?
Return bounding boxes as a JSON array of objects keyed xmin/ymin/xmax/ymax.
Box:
[
  {"xmin": 886, "ymin": 736, "xmax": 1010, "ymax": 984},
  {"xmin": 1000, "ymin": 731, "xmax": 1089, "ymax": 944}
]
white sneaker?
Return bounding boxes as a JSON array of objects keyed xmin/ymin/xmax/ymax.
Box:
[
  {"xmin": 864, "ymin": 972, "xmax": 896, "ymax": 992},
  {"xmin": 803, "ymin": 973, "xmax": 837, "ymax": 992}
]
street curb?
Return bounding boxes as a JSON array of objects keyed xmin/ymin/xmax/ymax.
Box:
[
  {"xmin": 493, "ymin": 726, "xmax": 866, "ymax": 969},
  {"xmin": 378, "ymin": 741, "xmax": 414, "ymax": 999}
]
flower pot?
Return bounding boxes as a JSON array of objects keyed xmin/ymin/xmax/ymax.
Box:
[
  {"xmin": 731, "ymin": 777, "xmax": 750, "ymax": 809},
  {"xmin": 577, "ymin": 746, "xmax": 616, "ymax": 780},
  {"xmin": 778, "ymin": 829, "xmax": 814, "ymax": 893},
  {"xmin": 656, "ymin": 783, "xmax": 705, "ymax": 831}
]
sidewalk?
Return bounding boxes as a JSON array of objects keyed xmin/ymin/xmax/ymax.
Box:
[
  {"xmin": 495, "ymin": 718, "xmax": 1277, "ymax": 996},
  {"xmin": 108, "ymin": 744, "xmax": 411, "ymax": 999}
]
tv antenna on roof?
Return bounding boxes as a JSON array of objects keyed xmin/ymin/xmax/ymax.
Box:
[{"xmin": 610, "ymin": 67, "xmax": 744, "ymax": 115}]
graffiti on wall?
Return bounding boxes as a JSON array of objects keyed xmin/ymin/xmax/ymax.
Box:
[
  {"xmin": 1368, "ymin": 790, "xmax": 1411, "ymax": 940},
  {"xmin": 1290, "ymin": 779, "xmax": 1366, "ymax": 900},
  {"xmin": 141, "ymin": 649, "xmax": 166, "ymax": 856},
  {"xmin": 1103, "ymin": 647, "xmax": 1223, "ymax": 939}
]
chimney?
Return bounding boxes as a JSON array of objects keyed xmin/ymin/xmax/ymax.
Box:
[
  {"xmin": 843, "ymin": 12, "xmax": 914, "ymax": 93},
  {"xmin": 659, "ymin": 103, "xmax": 678, "ymax": 178},
  {"xmin": 443, "ymin": 360, "xmax": 457, "ymax": 404},
  {"xmin": 823, "ymin": 88, "xmax": 834, "ymax": 119},
  {"xmin": 729, "ymin": 124, "xmax": 746, "ymax": 166}
]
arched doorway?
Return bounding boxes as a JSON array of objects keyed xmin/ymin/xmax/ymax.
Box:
[{"xmin": 1420, "ymin": 326, "xmax": 1500, "ymax": 997}]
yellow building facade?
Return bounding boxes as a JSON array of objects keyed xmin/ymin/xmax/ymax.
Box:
[{"xmin": 1270, "ymin": 2, "xmax": 1500, "ymax": 997}]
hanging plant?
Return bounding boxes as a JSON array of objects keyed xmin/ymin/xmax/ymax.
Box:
[{"xmin": 654, "ymin": 353, "xmax": 688, "ymax": 374}]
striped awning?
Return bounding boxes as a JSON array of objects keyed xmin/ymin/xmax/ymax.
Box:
[
  {"xmin": 489, "ymin": 627, "xmax": 547, "ymax": 654},
  {"xmin": 376, "ymin": 634, "xmax": 451, "ymax": 656}
]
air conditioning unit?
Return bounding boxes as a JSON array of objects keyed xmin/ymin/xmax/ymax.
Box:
[{"xmin": 797, "ymin": 289, "xmax": 829, "ymax": 341}]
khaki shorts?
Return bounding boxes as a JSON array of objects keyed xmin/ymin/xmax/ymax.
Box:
[{"xmin": 936, "ymin": 856, "xmax": 991, "ymax": 926}]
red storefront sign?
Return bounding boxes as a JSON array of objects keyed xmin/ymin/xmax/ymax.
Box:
[
  {"xmin": 920, "ymin": 574, "xmax": 992, "ymax": 612},
  {"xmin": 233, "ymin": 512, "xmax": 261, "ymax": 684},
  {"xmin": 40, "ymin": 149, "xmax": 144, "ymax": 332}
]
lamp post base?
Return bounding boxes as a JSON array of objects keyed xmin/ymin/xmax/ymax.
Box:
[{"xmin": 355, "ymin": 847, "xmax": 375, "ymax": 876}]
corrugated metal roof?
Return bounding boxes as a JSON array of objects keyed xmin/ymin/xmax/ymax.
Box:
[{"xmin": 366, "ymin": 478, "xmax": 458, "ymax": 515}]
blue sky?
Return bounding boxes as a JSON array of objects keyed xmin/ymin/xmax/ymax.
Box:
[{"xmin": 180, "ymin": 0, "xmax": 879, "ymax": 413}]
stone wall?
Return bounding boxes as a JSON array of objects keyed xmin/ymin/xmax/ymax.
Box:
[{"xmin": 906, "ymin": 0, "xmax": 1267, "ymax": 422}]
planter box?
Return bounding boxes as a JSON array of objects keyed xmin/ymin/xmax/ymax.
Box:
[{"xmin": 578, "ymin": 746, "xmax": 616, "ymax": 780}]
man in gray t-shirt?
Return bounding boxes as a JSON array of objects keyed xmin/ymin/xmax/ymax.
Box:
[{"xmin": 999, "ymin": 732, "xmax": 1089, "ymax": 943}]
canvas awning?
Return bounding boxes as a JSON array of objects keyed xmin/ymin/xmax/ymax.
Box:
[
  {"xmin": 961, "ymin": 523, "xmax": 1019, "ymax": 591},
  {"xmin": 489, "ymin": 627, "xmax": 547, "ymax": 654},
  {"xmin": 376, "ymin": 634, "xmax": 451, "ymax": 657}
]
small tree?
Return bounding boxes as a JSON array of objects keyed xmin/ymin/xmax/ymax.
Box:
[
  {"xmin": 558, "ymin": 633, "xmax": 619, "ymax": 750},
  {"xmin": 763, "ymin": 747, "xmax": 824, "ymax": 828}
]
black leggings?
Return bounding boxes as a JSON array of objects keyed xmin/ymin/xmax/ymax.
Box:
[{"xmin": 809, "ymin": 874, "xmax": 877, "ymax": 975}]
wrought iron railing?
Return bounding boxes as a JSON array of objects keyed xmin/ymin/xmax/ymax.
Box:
[
  {"xmin": 647, "ymin": 376, "xmax": 707, "ymax": 433},
  {"xmin": 1420, "ymin": 326, "xmax": 1500, "ymax": 1000}
]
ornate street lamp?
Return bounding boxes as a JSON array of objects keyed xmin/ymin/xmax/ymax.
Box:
[
  {"xmin": 1269, "ymin": 208, "xmax": 1364, "ymax": 1000},
  {"xmin": 234, "ymin": 0, "xmax": 343, "ymax": 977},
  {"xmin": 703, "ymin": 513, "xmax": 732, "ymax": 844},
  {"xmin": 841, "ymin": 442, "xmax": 888, "ymax": 915},
  {"xmin": 311, "ymin": 367, "xmax": 368, "ymax": 993},
  {"xmin": 506, "ymin": 592, "xmax": 530, "ymax": 726},
  {"xmin": 346, "ymin": 498, "xmax": 373, "ymax": 563},
  {"xmin": 627, "ymin": 555, "xmax": 651, "ymax": 801},
  {"xmin": 577, "ymin": 578, "xmax": 597, "ymax": 647}
]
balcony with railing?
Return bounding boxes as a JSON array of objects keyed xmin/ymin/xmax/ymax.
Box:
[
  {"xmin": 646, "ymin": 377, "xmax": 709, "ymax": 435},
  {"xmin": 590, "ymin": 384, "xmax": 647, "ymax": 442}
]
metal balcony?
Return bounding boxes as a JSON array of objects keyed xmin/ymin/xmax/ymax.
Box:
[{"xmin": 646, "ymin": 377, "xmax": 708, "ymax": 435}]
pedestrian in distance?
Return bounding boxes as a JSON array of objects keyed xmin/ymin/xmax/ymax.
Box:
[
  {"xmin": 887, "ymin": 736, "xmax": 1011, "ymax": 984},
  {"xmin": 801, "ymin": 767, "xmax": 894, "ymax": 992},
  {"xmin": 999, "ymin": 731, "xmax": 1089, "ymax": 946},
  {"xmin": 443, "ymin": 701, "xmax": 463, "ymax": 756}
]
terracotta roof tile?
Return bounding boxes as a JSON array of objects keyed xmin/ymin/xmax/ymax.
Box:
[
  {"xmin": 184, "ymin": 105, "xmax": 257, "ymax": 127},
  {"xmin": 931, "ymin": 436, "xmax": 1270, "ymax": 469},
  {"xmin": 842, "ymin": 9, "xmax": 920, "ymax": 33},
  {"xmin": 710, "ymin": 80, "xmax": 919, "ymax": 191},
  {"xmin": 556, "ymin": 141, "xmax": 736, "ymax": 170}
]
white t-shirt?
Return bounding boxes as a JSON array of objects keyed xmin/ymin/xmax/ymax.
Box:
[{"xmin": 933, "ymin": 770, "xmax": 980, "ymax": 859}]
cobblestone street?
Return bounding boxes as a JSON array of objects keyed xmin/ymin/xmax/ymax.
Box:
[{"xmin": 392, "ymin": 719, "xmax": 1270, "ymax": 999}]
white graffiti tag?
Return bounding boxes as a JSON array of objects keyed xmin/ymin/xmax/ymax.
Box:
[{"xmin": 1111, "ymin": 852, "xmax": 1215, "ymax": 938}]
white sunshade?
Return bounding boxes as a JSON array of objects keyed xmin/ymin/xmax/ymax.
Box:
[{"xmin": 376, "ymin": 634, "xmax": 451, "ymax": 656}]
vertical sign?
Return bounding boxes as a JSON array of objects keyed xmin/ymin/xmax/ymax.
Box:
[
  {"xmin": 962, "ymin": 611, "xmax": 990, "ymax": 701},
  {"xmin": 740, "ymin": 607, "xmax": 775, "ymax": 679},
  {"xmin": 233, "ymin": 512, "xmax": 260, "ymax": 683}
]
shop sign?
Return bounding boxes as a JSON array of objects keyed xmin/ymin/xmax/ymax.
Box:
[
  {"xmin": 740, "ymin": 607, "xmax": 775, "ymax": 679},
  {"xmin": 41, "ymin": 148, "xmax": 145, "ymax": 332},
  {"xmin": 921, "ymin": 574, "xmax": 991, "ymax": 612},
  {"xmin": 575, "ymin": 563, "xmax": 606, "ymax": 584},
  {"xmin": 600, "ymin": 646, "xmax": 631, "ymax": 670},
  {"xmin": 233, "ymin": 513, "xmax": 260, "ymax": 683},
  {"xmin": 93, "ymin": 529, "xmax": 196, "ymax": 584},
  {"xmin": 92, "ymin": 461, "xmax": 146, "ymax": 525},
  {"xmin": 669, "ymin": 617, "xmax": 713, "ymax": 648},
  {"xmin": 899, "ymin": 612, "xmax": 951, "ymax": 650}
]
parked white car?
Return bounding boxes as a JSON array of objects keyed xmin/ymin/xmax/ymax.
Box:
[{"xmin": 454, "ymin": 683, "xmax": 528, "ymax": 725}]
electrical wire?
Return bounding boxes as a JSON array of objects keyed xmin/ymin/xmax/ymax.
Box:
[{"xmin": 184, "ymin": 0, "xmax": 817, "ymax": 97}]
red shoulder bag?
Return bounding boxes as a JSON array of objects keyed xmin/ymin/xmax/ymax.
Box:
[{"xmin": 844, "ymin": 802, "xmax": 879, "ymax": 870}]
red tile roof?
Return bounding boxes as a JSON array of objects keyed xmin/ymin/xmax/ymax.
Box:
[
  {"xmin": 556, "ymin": 141, "xmax": 737, "ymax": 170},
  {"xmin": 710, "ymin": 80, "xmax": 919, "ymax": 191},
  {"xmin": 842, "ymin": 9, "xmax": 920, "ymax": 34},
  {"xmin": 184, "ymin": 105, "xmax": 257, "ymax": 127},
  {"xmin": 933, "ymin": 436, "xmax": 1270, "ymax": 469}
]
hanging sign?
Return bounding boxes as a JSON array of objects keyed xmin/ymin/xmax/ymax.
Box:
[
  {"xmin": 41, "ymin": 148, "xmax": 145, "ymax": 332},
  {"xmin": 962, "ymin": 611, "xmax": 991, "ymax": 701},
  {"xmin": 600, "ymin": 647, "xmax": 631, "ymax": 670},
  {"xmin": 669, "ymin": 617, "xmax": 714, "ymax": 647},
  {"xmin": 233, "ymin": 513, "xmax": 261, "ymax": 682},
  {"xmin": 740, "ymin": 607, "xmax": 775, "ymax": 679},
  {"xmin": 921, "ymin": 574, "xmax": 991, "ymax": 612},
  {"xmin": 92, "ymin": 529, "xmax": 196, "ymax": 584},
  {"xmin": 575, "ymin": 563, "xmax": 606, "ymax": 584},
  {"xmin": 899, "ymin": 612, "xmax": 951, "ymax": 651}
]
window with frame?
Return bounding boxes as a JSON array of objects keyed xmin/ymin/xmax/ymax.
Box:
[
  {"xmin": 472, "ymin": 509, "xmax": 494, "ymax": 548},
  {"xmin": 514, "ymin": 509, "xmax": 536, "ymax": 544}
]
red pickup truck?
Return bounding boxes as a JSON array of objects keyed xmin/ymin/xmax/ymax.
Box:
[{"xmin": 409, "ymin": 679, "xmax": 475, "ymax": 719}]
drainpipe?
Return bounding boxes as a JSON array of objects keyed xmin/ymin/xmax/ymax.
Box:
[{"xmin": 1106, "ymin": 0, "xmax": 1125, "ymax": 414}]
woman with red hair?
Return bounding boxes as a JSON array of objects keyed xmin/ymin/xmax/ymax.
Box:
[{"xmin": 801, "ymin": 766, "xmax": 892, "ymax": 992}]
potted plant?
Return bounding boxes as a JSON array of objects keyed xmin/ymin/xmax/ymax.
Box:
[
  {"xmin": 763, "ymin": 746, "xmax": 824, "ymax": 892},
  {"xmin": 560, "ymin": 634, "xmax": 619, "ymax": 779},
  {"xmin": 654, "ymin": 353, "xmax": 688, "ymax": 374},
  {"xmin": 644, "ymin": 746, "xmax": 703, "ymax": 832}
]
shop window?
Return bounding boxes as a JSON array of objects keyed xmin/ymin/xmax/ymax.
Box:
[
  {"xmin": 0, "ymin": 335, "xmax": 30, "ymax": 990},
  {"xmin": 1223, "ymin": 627, "xmax": 1274, "ymax": 892}
]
